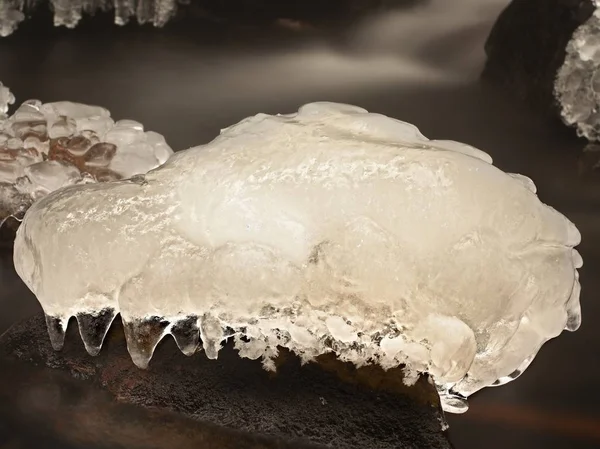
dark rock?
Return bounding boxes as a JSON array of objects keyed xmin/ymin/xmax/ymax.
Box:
[
  {"xmin": 482, "ymin": 0, "xmax": 595, "ymax": 127},
  {"xmin": 0, "ymin": 314, "xmax": 452, "ymax": 449}
]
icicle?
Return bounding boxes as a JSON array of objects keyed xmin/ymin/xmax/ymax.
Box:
[
  {"xmin": 113, "ymin": 0, "xmax": 135, "ymax": 26},
  {"xmin": 199, "ymin": 314, "xmax": 224, "ymax": 360},
  {"xmin": 44, "ymin": 314, "xmax": 69, "ymax": 351},
  {"xmin": 82, "ymin": 0, "xmax": 110, "ymax": 15},
  {"xmin": 153, "ymin": 0, "xmax": 177, "ymax": 27},
  {"xmin": 170, "ymin": 315, "xmax": 200, "ymax": 356},
  {"xmin": 135, "ymin": 0, "xmax": 155, "ymax": 25},
  {"xmin": 122, "ymin": 316, "xmax": 170, "ymax": 368},
  {"xmin": 51, "ymin": 0, "xmax": 84, "ymax": 28},
  {"xmin": 76, "ymin": 308, "xmax": 117, "ymax": 356}
]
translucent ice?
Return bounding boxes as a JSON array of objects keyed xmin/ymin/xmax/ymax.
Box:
[
  {"xmin": 13, "ymin": 102, "xmax": 582, "ymax": 413},
  {"xmin": 555, "ymin": 1, "xmax": 600, "ymax": 140},
  {"xmin": 0, "ymin": 85, "xmax": 173, "ymax": 228}
]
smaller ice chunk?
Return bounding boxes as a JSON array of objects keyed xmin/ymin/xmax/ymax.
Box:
[{"xmin": 0, "ymin": 83, "xmax": 174, "ymax": 235}]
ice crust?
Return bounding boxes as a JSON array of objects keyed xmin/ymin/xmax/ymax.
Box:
[
  {"xmin": 0, "ymin": 86, "xmax": 173, "ymax": 228},
  {"xmin": 555, "ymin": 1, "xmax": 600, "ymax": 140},
  {"xmin": 13, "ymin": 102, "xmax": 582, "ymax": 413},
  {"xmin": 0, "ymin": 0, "xmax": 180, "ymax": 36}
]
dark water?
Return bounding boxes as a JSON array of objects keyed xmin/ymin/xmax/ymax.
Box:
[{"xmin": 1, "ymin": 1, "xmax": 599, "ymax": 448}]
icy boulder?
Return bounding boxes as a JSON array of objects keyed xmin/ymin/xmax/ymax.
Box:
[
  {"xmin": 556, "ymin": 1, "xmax": 600, "ymax": 140},
  {"xmin": 484, "ymin": 0, "xmax": 600, "ymax": 141},
  {"xmin": 13, "ymin": 102, "xmax": 582, "ymax": 413},
  {"xmin": 0, "ymin": 87, "xmax": 173, "ymax": 233}
]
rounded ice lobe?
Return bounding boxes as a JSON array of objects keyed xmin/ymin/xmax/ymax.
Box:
[{"xmin": 13, "ymin": 102, "xmax": 582, "ymax": 413}]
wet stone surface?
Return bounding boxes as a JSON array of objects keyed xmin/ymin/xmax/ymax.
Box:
[{"xmin": 0, "ymin": 314, "xmax": 452, "ymax": 449}]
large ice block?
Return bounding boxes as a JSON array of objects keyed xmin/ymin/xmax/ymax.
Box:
[{"xmin": 13, "ymin": 102, "xmax": 582, "ymax": 413}]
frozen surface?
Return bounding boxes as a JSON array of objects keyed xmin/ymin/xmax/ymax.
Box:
[
  {"xmin": 555, "ymin": 1, "xmax": 600, "ymax": 140},
  {"xmin": 13, "ymin": 102, "xmax": 582, "ymax": 413},
  {"xmin": 0, "ymin": 0, "xmax": 181, "ymax": 36},
  {"xmin": 0, "ymin": 85, "xmax": 173, "ymax": 227}
]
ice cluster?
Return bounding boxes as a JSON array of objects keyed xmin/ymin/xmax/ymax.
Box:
[
  {"xmin": 0, "ymin": 0, "xmax": 181, "ymax": 36},
  {"xmin": 13, "ymin": 102, "xmax": 582, "ymax": 413},
  {"xmin": 555, "ymin": 0, "xmax": 600, "ymax": 140},
  {"xmin": 0, "ymin": 85, "xmax": 173, "ymax": 229}
]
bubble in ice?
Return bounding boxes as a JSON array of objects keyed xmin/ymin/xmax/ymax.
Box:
[
  {"xmin": 13, "ymin": 102, "xmax": 582, "ymax": 413},
  {"xmin": 0, "ymin": 83, "xmax": 174, "ymax": 232}
]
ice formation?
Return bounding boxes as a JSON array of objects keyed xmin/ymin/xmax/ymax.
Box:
[
  {"xmin": 0, "ymin": 85, "xmax": 173, "ymax": 229},
  {"xmin": 0, "ymin": 0, "xmax": 182, "ymax": 36},
  {"xmin": 555, "ymin": 0, "xmax": 600, "ymax": 140},
  {"xmin": 0, "ymin": 82, "xmax": 14, "ymax": 118},
  {"xmin": 13, "ymin": 102, "xmax": 582, "ymax": 413}
]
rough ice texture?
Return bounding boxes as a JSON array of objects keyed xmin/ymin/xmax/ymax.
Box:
[
  {"xmin": 13, "ymin": 102, "xmax": 583, "ymax": 414},
  {"xmin": 0, "ymin": 87, "xmax": 173, "ymax": 230},
  {"xmin": 555, "ymin": 1, "xmax": 600, "ymax": 140}
]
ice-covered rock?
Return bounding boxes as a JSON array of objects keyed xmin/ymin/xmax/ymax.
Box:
[
  {"xmin": 13, "ymin": 102, "xmax": 582, "ymax": 414},
  {"xmin": 0, "ymin": 86, "xmax": 173, "ymax": 235},
  {"xmin": 556, "ymin": 1, "xmax": 600, "ymax": 140},
  {"xmin": 484, "ymin": 0, "xmax": 600, "ymax": 141}
]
